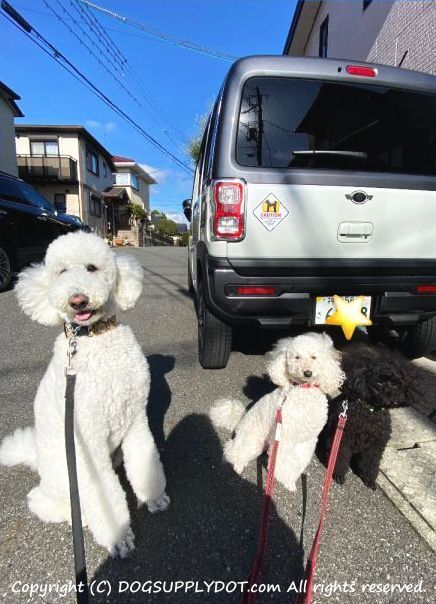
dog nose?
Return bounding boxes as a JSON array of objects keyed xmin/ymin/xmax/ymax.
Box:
[
  {"xmin": 304, "ymin": 370, "xmax": 312, "ymax": 378},
  {"xmin": 68, "ymin": 294, "xmax": 89, "ymax": 311}
]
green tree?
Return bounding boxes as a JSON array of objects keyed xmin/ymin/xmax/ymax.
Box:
[
  {"xmin": 155, "ymin": 218, "xmax": 178, "ymax": 236},
  {"xmin": 186, "ymin": 111, "xmax": 209, "ymax": 164},
  {"xmin": 151, "ymin": 209, "xmax": 167, "ymax": 219},
  {"xmin": 179, "ymin": 231, "xmax": 189, "ymax": 247},
  {"xmin": 128, "ymin": 203, "xmax": 147, "ymax": 222}
]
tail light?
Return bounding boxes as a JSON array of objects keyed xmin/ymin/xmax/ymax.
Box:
[
  {"xmin": 416, "ymin": 285, "xmax": 436, "ymax": 294},
  {"xmin": 346, "ymin": 65, "xmax": 377, "ymax": 77},
  {"xmin": 212, "ymin": 180, "xmax": 245, "ymax": 240},
  {"xmin": 227, "ymin": 285, "xmax": 278, "ymax": 296}
]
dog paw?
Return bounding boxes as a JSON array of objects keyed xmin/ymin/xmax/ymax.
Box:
[
  {"xmin": 333, "ymin": 474, "xmax": 346, "ymax": 485},
  {"xmin": 364, "ymin": 480, "xmax": 377, "ymax": 491},
  {"xmin": 232, "ymin": 461, "xmax": 246, "ymax": 475},
  {"xmin": 147, "ymin": 493, "xmax": 170, "ymax": 513},
  {"xmin": 28, "ymin": 487, "xmax": 71, "ymax": 523},
  {"xmin": 110, "ymin": 527, "xmax": 135, "ymax": 559}
]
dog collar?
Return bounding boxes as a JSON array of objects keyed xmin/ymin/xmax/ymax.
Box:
[
  {"xmin": 292, "ymin": 382, "xmax": 320, "ymax": 388},
  {"xmin": 64, "ymin": 316, "xmax": 117, "ymax": 338}
]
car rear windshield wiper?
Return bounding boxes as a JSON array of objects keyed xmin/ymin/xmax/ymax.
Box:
[{"xmin": 292, "ymin": 150, "xmax": 368, "ymax": 158}]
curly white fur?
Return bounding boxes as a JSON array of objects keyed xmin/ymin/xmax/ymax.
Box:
[
  {"xmin": 211, "ymin": 332, "xmax": 344, "ymax": 491},
  {"xmin": 0, "ymin": 231, "xmax": 169, "ymax": 558}
]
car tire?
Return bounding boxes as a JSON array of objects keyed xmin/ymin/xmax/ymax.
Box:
[
  {"xmin": 0, "ymin": 245, "xmax": 13, "ymax": 292},
  {"xmin": 399, "ymin": 318, "xmax": 436, "ymax": 359},
  {"xmin": 197, "ymin": 280, "xmax": 232, "ymax": 369}
]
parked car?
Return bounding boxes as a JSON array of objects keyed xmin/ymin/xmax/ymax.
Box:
[
  {"xmin": 57, "ymin": 213, "xmax": 90, "ymax": 231},
  {"xmin": 0, "ymin": 171, "xmax": 79, "ymax": 291},
  {"xmin": 183, "ymin": 56, "xmax": 436, "ymax": 368}
]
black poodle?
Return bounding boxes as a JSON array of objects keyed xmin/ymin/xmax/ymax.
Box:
[{"xmin": 319, "ymin": 345, "xmax": 420, "ymax": 490}]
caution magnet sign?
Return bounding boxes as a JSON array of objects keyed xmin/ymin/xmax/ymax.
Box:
[{"xmin": 253, "ymin": 193, "xmax": 289, "ymax": 231}]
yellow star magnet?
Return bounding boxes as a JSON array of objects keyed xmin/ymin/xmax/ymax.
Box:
[{"xmin": 325, "ymin": 295, "xmax": 372, "ymax": 340}]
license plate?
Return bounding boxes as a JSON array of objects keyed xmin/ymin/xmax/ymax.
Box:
[{"xmin": 314, "ymin": 296, "xmax": 372, "ymax": 325}]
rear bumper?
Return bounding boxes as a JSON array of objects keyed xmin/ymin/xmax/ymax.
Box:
[{"xmin": 201, "ymin": 254, "xmax": 436, "ymax": 328}]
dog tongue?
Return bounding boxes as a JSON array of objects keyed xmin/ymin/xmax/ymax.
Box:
[{"xmin": 75, "ymin": 311, "xmax": 92, "ymax": 322}]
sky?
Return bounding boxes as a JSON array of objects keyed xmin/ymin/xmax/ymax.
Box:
[{"xmin": 1, "ymin": 0, "xmax": 296, "ymax": 223}]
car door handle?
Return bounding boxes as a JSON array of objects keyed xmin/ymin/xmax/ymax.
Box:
[{"xmin": 37, "ymin": 215, "xmax": 48, "ymax": 221}]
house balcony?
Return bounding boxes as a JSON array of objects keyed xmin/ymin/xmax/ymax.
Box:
[{"xmin": 17, "ymin": 155, "xmax": 78, "ymax": 184}]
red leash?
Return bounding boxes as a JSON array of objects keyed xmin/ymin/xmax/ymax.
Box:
[
  {"xmin": 242, "ymin": 384, "xmax": 320, "ymax": 604},
  {"xmin": 299, "ymin": 400, "xmax": 348, "ymax": 604},
  {"xmin": 242, "ymin": 402, "xmax": 284, "ymax": 604},
  {"xmin": 242, "ymin": 394, "xmax": 348, "ymax": 604}
]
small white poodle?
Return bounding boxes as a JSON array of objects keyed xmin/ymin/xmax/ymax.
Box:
[
  {"xmin": 0, "ymin": 231, "xmax": 169, "ymax": 558},
  {"xmin": 210, "ymin": 333, "xmax": 344, "ymax": 493}
]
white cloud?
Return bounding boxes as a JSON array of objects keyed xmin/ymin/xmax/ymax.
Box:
[
  {"xmin": 166, "ymin": 212, "xmax": 188, "ymax": 225},
  {"xmin": 139, "ymin": 164, "xmax": 171, "ymax": 184},
  {"xmin": 85, "ymin": 120, "xmax": 117, "ymax": 134},
  {"xmin": 140, "ymin": 165, "xmax": 193, "ymax": 193}
]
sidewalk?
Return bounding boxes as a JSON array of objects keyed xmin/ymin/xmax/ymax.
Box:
[{"xmin": 378, "ymin": 356, "xmax": 436, "ymax": 551}]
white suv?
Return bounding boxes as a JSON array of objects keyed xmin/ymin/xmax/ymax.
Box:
[{"xmin": 183, "ymin": 56, "xmax": 436, "ymax": 368}]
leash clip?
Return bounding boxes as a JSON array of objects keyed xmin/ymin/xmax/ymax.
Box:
[
  {"xmin": 340, "ymin": 399, "xmax": 349, "ymax": 418},
  {"xmin": 65, "ymin": 324, "xmax": 80, "ymax": 376}
]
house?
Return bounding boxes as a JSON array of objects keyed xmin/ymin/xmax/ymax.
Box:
[
  {"xmin": 0, "ymin": 81, "xmax": 23, "ymax": 176},
  {"xmin": 106, "ymin": 156, "xmax": 156, "ymax": 245},
  {"xmin": 15, "ymin": 125, "xmax": 115, "ymax": 234},
  {"xmin": 283, "ymin": 0, "xmax": 436, "ymax": 75}
]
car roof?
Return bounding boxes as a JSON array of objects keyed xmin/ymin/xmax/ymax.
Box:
[{"xmin": 225, "ymin": 55, "xmax": 436, "ymax": 95}]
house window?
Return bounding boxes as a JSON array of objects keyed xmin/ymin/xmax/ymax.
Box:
[
  {"xmin": 363, "ymin": 0, "xmax": 373, "ymax": 10},
  {"xmin": 54, "ymin": 193, "xmax": 66, "ymax": 213},
  {"xmin": 130, "ymin": 173, "xmax": 139, "ymax": 190},
  {"xmin": 319, "ymin": 16, "xmax": 329, "ymax": 58},
  {"xmin": 113, "ymin": 172, "xmax": 139, "ymax": 189},
  {"xmin": 103, "ymin": 162, "xmax": 107, "ymax": 177},
  {"xmin": 30, "ymin": 140, "xmax": 59, "ymax": 156},
  {"xmin": 114, "ymin": 172, "xmax": 130, "ymax": 186},
  {"xmin": 86, "ymin": 147, "xmax": 99, "ymax": 175},
  {"xmin": 89, "ymin": 193, "xmax": 102, "ymax": 216}
]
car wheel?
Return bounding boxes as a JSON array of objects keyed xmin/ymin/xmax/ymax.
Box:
[
  {"xmin": 399, "ymin": 318, "xmax": 436, "ymax": 359},
  {"xmin": 197, "ymin": 280, "xmax": 232, "ymax": 369},
  {"xmin": 0, "ymin": 246, "xmax": 13, "ymax": 292}
]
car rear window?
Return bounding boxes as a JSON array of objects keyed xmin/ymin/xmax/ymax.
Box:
[{"xmin": 236, "ymin": 76, "xmax": 436, "ymax": 176}]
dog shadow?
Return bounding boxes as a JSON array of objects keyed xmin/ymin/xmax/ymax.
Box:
[
  {"xmin": 92, "ymin": 414, "xmax": 305, "ymax": 603},
  {"xmin": 146, "ymin": 354, "xmax": 175, "ymax": 451},
  {"xmin": 243, "ymin": 374, "xmax": 275, "ymax": 403}
]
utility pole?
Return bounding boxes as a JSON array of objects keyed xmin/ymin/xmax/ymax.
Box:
[{"xmin": 255, "ymin": 86, "xmax": 263, "ymax": 166}]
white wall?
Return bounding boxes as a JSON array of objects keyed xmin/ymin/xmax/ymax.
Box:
[
  {"xmin": 0, "ymin": 100, "xmax": 18, "ymax": 176},
  {"xmin": 301, "ymin": 0, "xmax": 394, "ymax": 62},
  {"xmin": 290, "ymin": 0, "xmax": 435, "ymax": 75}
]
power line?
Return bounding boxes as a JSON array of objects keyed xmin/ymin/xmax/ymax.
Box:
[
  {"xmin": 69, "ymin": 0, "xmax": 129, "ymax": 76},
  {"xmin": 71, "ymin": 0, "xmax": 128, "ymax": 70},
  {"xmin": 44, "ymin": 0, "xmax": 144, "ymax": 108},
  {"xmin": 81, "ymin": 0, "xmax": 238, "ymax": 63},
  {"xmin": 12, "ymin": 0, "xmax": 192, "ymax": 144},
  {"xmin": 71, "ymin": 0, "xmax": 189, "ymax": 144},
  {"xmin": 1, "ymin": 1, "xmax": 193, "ymax": 174}
]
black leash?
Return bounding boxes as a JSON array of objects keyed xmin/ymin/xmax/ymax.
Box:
[{"xmin": 65, "ymin": 331, "xmax": 89, "ymax": 604}]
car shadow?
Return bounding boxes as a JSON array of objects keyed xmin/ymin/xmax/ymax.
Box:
[
  {"xmin": 92, "ymin": 414, "xmax": 305, "ymax": 603},
  {"xmin": 146, "ymin": 354, "xmax": 175, "ymax": 452}
]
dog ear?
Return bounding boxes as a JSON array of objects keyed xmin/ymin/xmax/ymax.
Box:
[
  {"xmin": 15, "ymin": 263, "xmax": 61, "ymax": 326},
  {"xmin": 266, "ymin": 338, "xmax": 292, "ymax": 387},
  {"xmin": 114, "ymin": 254, "xmax": 143, "ymax": 311}
]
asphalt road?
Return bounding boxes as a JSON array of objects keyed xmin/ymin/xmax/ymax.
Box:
[{"xmin": 0, "ymin": 247, "xmax": 434, "ymax": 604}]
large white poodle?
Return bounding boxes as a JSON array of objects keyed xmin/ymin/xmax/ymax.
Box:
[
  {"xmin": 0, "ymin": 231, "xmax": 169, "ymax": 558},
  {"xmin": 210, "ymin": 333, "xmax": 344, "ymax": 492}
]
